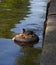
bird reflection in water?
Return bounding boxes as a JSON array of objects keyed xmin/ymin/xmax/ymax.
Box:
[{"xmin": 14, "ymin": 40, "xmax": 38, "ymax": 48}]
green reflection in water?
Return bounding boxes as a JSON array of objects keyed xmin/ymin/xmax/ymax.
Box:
[
  {"xmin": 15, "ymin": 47, "xmax": 42, "ymax": 65},
  {"xmin": 0, "ymin": 0, "xmax": 30, "ymax": 38}
]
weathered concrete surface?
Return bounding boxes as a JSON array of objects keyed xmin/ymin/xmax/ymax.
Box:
[{"xmin": 40, "ymin": 0, "xmax": 56, "ymax": 65}]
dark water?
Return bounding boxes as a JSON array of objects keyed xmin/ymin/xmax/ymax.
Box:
[{"xmin": 0, "ymin": 0, "xmax": 48, "ymax": 65}]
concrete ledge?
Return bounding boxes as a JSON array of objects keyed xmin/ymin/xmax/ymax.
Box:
[{"xmin": 40, "ymin": 0, "xmax": 56, "ymax": 65}]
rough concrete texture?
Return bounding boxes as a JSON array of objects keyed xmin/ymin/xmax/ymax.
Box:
[{"xmin": 40, "ymin": 0, "xmax": 56, "ymax": 65}]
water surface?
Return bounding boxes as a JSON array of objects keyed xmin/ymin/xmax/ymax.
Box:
[{"xmin": 0, "ymin": 0, "xmax": 48, "ymax": 65}]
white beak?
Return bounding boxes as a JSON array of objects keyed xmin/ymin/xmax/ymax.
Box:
[{"xmin": 12, "ymin": 37, "xmax": 15, "ymax": 40}]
